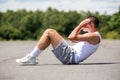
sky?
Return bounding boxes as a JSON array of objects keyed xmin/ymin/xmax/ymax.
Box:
[{"xmin": 0, "ymin": 0, "xmax": 120, "ymax": 15}]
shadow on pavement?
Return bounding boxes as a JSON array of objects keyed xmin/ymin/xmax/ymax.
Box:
[
  {"xmin": 20, "ymin": 62, "xmax": 120, "ymax": 66},
  {"xmin": 79, "ymin": 62, "xmax": 120, "ymax": 65}
]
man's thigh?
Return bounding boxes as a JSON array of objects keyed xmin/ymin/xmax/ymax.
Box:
[
  {"xmin": 52, "ymin": 40, "xmax": 73, "ymax": 64},
  {"xmin": 48, "ymin": 29, "xmax": 63, "ymax": 49}
]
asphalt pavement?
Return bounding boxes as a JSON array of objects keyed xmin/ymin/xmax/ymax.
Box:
[{"xmin": 0, "ymin": 40, "xmax": 120, "ymax": 80}]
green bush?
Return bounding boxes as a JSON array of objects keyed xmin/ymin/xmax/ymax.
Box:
[
  {"xmin": 0, "ymin": 25, "xmax": 22, "ymax": 40},
  {"xmin": 0, "ymin": 8, "xmax": 120, "ymax": 40},
  {"xmin": 105, "ymin": 31, "xmax": 120, "ymax": 39}
]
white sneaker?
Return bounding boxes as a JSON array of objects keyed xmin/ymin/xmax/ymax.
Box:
[{"xmin": 16, "ymin": 54, "xmax": 38, "ymax": 65}]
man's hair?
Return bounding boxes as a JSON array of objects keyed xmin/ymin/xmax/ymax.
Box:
[{"xmin": 87, "ymin": 16, "xmax": 99, "ymax": 28}]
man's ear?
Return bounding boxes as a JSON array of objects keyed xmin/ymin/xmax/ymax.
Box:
[{"xmin": 90, "ymin": 22, "xmax": 94, "ymax": 28}]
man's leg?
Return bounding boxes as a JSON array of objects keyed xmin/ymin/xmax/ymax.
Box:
[
  {"xmin": 16, "ymin": 28, "xmax": 63, "ymax": 65},
  {"xmin": 37, "ymin": 28, "xmax": 63, "ymax": 50},
  {"xmin": 28, "ymin": 28, "xmax": 63, "ymax": 58}
]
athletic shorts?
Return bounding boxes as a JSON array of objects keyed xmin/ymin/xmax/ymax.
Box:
[{"xmin": 52, "ymin": 39, "xmax": 78, "ymax": 65}]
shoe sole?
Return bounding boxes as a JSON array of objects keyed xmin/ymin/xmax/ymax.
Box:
[{"xmin": 16, "ymin": 59, "xmax": 38, "ymax": 66}]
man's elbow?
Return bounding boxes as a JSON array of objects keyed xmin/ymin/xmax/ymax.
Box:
[{"xmin": 68, "ymin": 35, "xmax": 77, "ymax": 40}]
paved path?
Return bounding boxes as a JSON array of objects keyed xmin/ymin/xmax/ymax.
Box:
[{"xmin": 0, "ymin": 40, "xmax": 120, "ymax": 80}]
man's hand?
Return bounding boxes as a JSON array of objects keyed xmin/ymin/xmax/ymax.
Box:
[
  {"xmin": 78, "ymin": 19, "xmax": 91, "ymax": 28},
  {"xmin": 68, "ymin": 19, "xmax": 91, "ymax": 42}
]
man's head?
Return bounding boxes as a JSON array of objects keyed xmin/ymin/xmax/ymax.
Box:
[
  {"xmin": 81, "ymin": 16, "xmax": 99, "ymax": 32},
  {"xmin": 86, "ymin": 16, "xmax": 99, "ymax": 28}
]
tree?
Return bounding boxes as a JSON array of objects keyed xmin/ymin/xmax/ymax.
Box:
[
  {"xmin": 107, "ymin": 11, "xmax": 120, "ymax": 39},
  {"xmin": 0, "ymin": 8, "xmax": 120, "ymax": 40},
  {"xmin": 0, "ymin": 25, "xmax": 22, "ymax": 40}
]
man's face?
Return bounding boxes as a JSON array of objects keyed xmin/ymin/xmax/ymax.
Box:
[
  {"xmin": 82, "ymin": 19, "xmax": 92, "ymax": 32},
  {"xmin": 82, "ymin": 25, "xmax": 90, "ymax": 32}
]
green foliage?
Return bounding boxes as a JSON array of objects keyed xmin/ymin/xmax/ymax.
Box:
[
  {"xmin": 108, "ymin": 12, "xmax": 120, "ymax": 34},
  {"xmin": 0, "ymin": 8, "xmax": 120, "ymax": 40},
  {"xmin": 105, "ymin": 31, "xmax": 120, "ymax": 39},
  {"xmin": 0, "ymin": 25, "xmax": 22, "ymax": 40}
]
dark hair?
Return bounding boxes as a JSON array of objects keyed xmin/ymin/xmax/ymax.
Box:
[{"xmin": 87, "ymin": 16, "xmax": 99, "ymax": 28}]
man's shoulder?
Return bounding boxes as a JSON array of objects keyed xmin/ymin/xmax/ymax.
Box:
[{"xmin": 84, "ymin": 32, "xmax": 100, "ymax": 45}]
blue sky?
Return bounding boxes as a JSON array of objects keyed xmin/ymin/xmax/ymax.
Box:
[{"xmin": 0, "ymin": 0, "xmax": 120, "ymax": 14}]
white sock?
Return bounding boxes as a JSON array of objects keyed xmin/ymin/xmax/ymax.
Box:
[{"xmin": 29, "ymin": 46, "xmax": 42, "ymax": 58}]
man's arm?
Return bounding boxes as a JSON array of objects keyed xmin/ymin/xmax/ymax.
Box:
[
  {"xmin": 68, "ymin": 19, "xmax": 90, "ymax": 42},
  {"xmin": 68, "ymin": 29, "xmax": 100, "ymax": 44},
  {"xmin": 68, "ymin": 25, "xmax": 82, "ymax": 41}
]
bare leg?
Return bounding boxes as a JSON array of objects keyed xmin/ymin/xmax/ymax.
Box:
[
  {"xmin": 37, "ymin": 28, "xmax": 63, "ymax": 50},
  {"xmin": 16, "ymin": 28, "xmax": 64, "ymax": 65}
]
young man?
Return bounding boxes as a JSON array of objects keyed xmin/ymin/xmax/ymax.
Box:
[{"xmin": 16, "ymin": 16, "xmax": 101, "ymax": 65}]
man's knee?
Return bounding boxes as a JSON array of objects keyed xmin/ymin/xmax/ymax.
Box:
[{"xmin": 45, "ymin": 28, "xmax": 57, "ymax": 35}]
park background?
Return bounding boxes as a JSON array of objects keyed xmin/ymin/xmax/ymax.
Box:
[
  {"xmin": 0, "ymin": 1, "xmax": 120, "ymax": 80},
  {"xmin": 0, "ymin": 0, "xmax": 120, "ymax": 40}
]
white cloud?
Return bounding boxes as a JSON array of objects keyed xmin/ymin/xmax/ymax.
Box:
[{"xmin": 0, "ymin": 0, "xmax": 119, "ymax": 14}]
